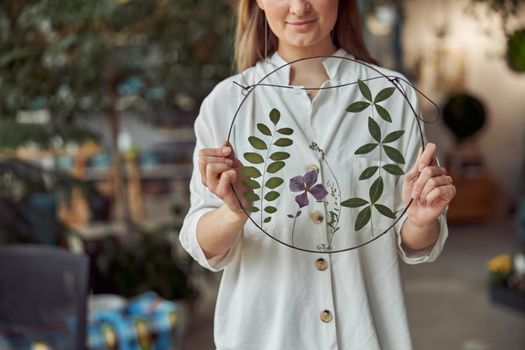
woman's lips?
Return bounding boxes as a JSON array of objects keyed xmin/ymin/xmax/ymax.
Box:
[{"xmin": 287, "ymin": 19, "xmax": 317, "ymax": 31}]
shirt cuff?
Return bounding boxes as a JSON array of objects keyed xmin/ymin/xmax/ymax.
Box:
[
  {"xmin": 179, "ymin": 207, "xmax": 238, "ymax": 272},
  {"xmin": 394, "ymin": 210, "xmax": 449, "ymax": 265}
]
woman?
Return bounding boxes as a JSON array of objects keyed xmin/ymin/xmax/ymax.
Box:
[{"xmin": 180, "ymin": 1, "xmax": 456, "ymax": 349}]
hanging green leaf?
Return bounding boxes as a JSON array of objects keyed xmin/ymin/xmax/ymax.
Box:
[
  {"xmin": 341, "ymin": 197, "xmax": 369, "ymax": 208},
  {"xmin": 270, "ymin": 108, "xmax": 280, "ymax": 125},
  {"xmin": 369, "ymin": 176, "xmax": 384, "ymax": 203},
  {"xmin": 241, "ymin": 166, "xmax": 262, "ymax": 178},
  {"xmin": 257, "ymin": 123, "xmax": 272, "ymax": 136},
  {"xmin": 359, "ymin": 166, "xmax": 379, "ymax": 180},
  {"xmin": 346, "ymin": 101, "xmax": 370, "ymax": 113},
  {"xmin": 264, "ymin": 206, "xmax": 277, "ymax": 214},
  {"xmin": 248, "ymin": 136, "xmax": 267, "ymax": 150},
  {"xmin": 243, "ymin": 152, "xmax": 264, "ymax": 164},
  {"xmin": 383, "ymin": 145, "xmax": 405, "ymax": 164},
  {"xmin": 358, "ymin": 79, "xmax": 372, "ymax": 101},
  {"xmin": 355, "ymin": 206, "xmax": 372, "ymax": 231},
  {"xmin": 374, "ymin": 204, "xmax": 396, "ymax": 219},
  {"xmin": 382, "ymin": 164, "xmax": 404, "ymax": 176},
  {"xmin": 382, "ymin": 130, "xmax": 405, "ymax": 143},
  {"xmin": 274, "ymin": 138, "xmax": 293, "ymax": 147},
  {"xmin": 355, "ymin": 143, "xmax": 378, "ymax": 155},
  {"xmin": 243, "ymin": 179, "xmax": 261, "ymax": 189},
  {"xmin": 270, "ymin": 152, "xmax": 290, "ymax": 160},
  {"xmin": 368, "ymin": 117, "xmax": 381, "ymax": 142},
  {"xmin": 264, "ymin": 191, "xmax": 280, "ymax": 201},
  {"xmin": 243, "ymin": 191, "xmax": 260, "ymax": 201},
  {"xmin": 374, "ymin": 87, "xmax": 395, "ymax": 103},
  {"xmin": 277, "ymin": 128, "xmax": 293, "ymax": 135},
  {"xmin": 246, "ymin": 206, "xmax": 260, "ymax": 213},
  {"xmin": 375, "ymin": 104, "xmax": 392, "ymax": 123},
  {"xmin": 267, "ymin": 161, "xmax": 285, "ymax": 173},
  {"xmin": 265, "ymin": 177, "xmax": 284, "ymax": 189},
  {"xmin": 263, "ymin": 217, "xmax": 272, "ymax": 223}
]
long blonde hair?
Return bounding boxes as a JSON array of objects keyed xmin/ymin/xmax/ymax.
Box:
[{"xmin": 234, "ymin": 0, "xmax": 378, "ymax": 73}]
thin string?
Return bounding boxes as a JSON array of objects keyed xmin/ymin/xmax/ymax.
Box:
[{"xmin": 264, "ymin": 15, "xmax": 268, "ymax": 59}]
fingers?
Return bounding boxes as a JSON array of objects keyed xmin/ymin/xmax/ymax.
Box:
[
  {"xmin": 198, "ymin": 145, "xmax": 233, "ymax": 186},
  {"xmin": 405, "ymin": 147, "xmax": 423, "ymax": 182},
  {"xmin": 426, "ymin": 185, "xmax": 456, "ymax": 206},
  {"xmin": 411, "ymin": 165, "xmax": 447, "ymax": 200},
  {"xmin": 419, "ymin": 175, "xmax": 453, "ymax": 202},
  {"xmin": 216, "ymin": 169, "xmax": 237, "ymax": 199},
  {"xmin": 205, "ymin": 163, "xmax": 231, "ymax": 191},
  {"xmin": 418, "ymin": 143, "xmax": 437, "ymax": 172}
]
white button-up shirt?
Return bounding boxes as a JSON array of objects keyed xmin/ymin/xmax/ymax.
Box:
[{"xmin": 180, "ymin": 49, "xmax": 448, "ymax": 350}]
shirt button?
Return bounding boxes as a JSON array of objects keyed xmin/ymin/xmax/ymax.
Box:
[
  {"xmin": 320, "ymin": 310, "xmax": 333, "ymax": 323},
  {"xmin": 310, "ymin": 211, "xmax": 324, "ymax": 224},
  {"xmin": 315, "ymin": 258, "xmax": 328, "ymax": 271},
  {"xmin": 307, "ymin": 164, "xmax": 319, "ymax": 173}
]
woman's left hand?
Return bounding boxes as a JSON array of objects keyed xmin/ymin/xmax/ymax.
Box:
[{"xmin": 402, "ymin": 143, "xmax": 456, "ymax": 227}]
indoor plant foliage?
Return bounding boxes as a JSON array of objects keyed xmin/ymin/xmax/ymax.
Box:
[{"xmin": 507, "ymin": 27, "xmax": 525, "ymax": 73}]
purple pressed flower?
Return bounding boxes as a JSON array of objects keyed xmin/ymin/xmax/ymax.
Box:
[{"xmin": 289, "ymin": 170, "xmax": 329, "ymax": 208}]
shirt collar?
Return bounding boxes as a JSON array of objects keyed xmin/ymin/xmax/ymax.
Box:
[{"xmin": 266, "ymin": 48, "xmax": 350, "ymax": 83}]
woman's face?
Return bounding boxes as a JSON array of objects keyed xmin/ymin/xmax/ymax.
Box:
[{"xmin": 256, "ymin": 0, "xmax": 339, "ymax": 52}]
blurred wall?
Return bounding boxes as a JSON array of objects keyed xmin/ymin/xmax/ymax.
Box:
[{"xmin": 403, "ymin": 0, "xmax": 525, "ymax": 204}]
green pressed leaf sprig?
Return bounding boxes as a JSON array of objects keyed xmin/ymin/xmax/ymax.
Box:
[
  {"xmin": 343, "ymin": 79, "xmax": 406, "ymax": 232},
  {"xmin": 241, "ymin": 108, "xmax": 294, "ymax": 226}
]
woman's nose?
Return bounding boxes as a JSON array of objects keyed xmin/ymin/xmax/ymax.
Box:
[{"xmin": 289, "ymin": 0, "xmax": 311, "ymax": 16}]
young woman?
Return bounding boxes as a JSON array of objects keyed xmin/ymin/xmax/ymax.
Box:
[{"xmin": 180, "ymin": 1, "xmax": 456, "ymax": 349}]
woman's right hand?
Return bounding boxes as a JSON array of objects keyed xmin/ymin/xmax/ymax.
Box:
[{"xmin": 198, "ymin": 142, "xmax": 251, "ymax": 217}]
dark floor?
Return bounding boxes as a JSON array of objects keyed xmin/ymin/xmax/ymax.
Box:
[{"xmin": 182, "ymin": 220, "xmax": 525, "ymax": 350}]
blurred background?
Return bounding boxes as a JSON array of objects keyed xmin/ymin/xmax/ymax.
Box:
[{"xmin": 0, "ymin": 0, "xmax": 524, "ymax": 349}]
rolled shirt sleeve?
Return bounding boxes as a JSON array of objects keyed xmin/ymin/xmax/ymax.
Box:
[
  {"xmin": 393, "ymin": 81, "xmax": 449, "ymax": 264},
  {"xmin": 179, "ymin": 94, "xmax": 240, "ymax": 272}
]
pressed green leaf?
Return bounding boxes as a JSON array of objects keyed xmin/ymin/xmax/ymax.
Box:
[
  {"xmin": 270, "ymin": 152, "xmax": 290, "ymax": 160},
  {"xmin": 374, "ymin": 87, "xmax": 395, "ymax": 103},
  {"xmin": 383, "ymin": 145, "xmax": 406, "ymax": 164},
  {"xmin": 270, "ymin": 108, "xmax": 280, "ymax": 124},
  {"xmin": 287, "ymin": 214, "xmax": 294, "ymax": 218},
  {"xmin": 382, "ymin": 164, "xmax": 404, "ymax": 176},
  {"xmin": 368, "ymin": 117, "xmax": 381, "ymax": 142},
  {"xmin": 359, "ymin": 166, "xmax": 379, "ymax": 180},
  {"xmin": 263, "ymin": 217, "xmax": 272, "ymax": 223},
  {"xmin": 241, "ymin": 166, "xmax": 262, "ymax": 178},
  {"xmin": 355, "ymin": 206, "xmax": 372, "ymax": 231},
  {"xmin": 346, "ymin": 101, "xmax": 370, "ymax": 113},
  {"xmin": 354, "ymin": 143, "xmax": 378, "ymax": 155},
  {"xmin": 375, "ymin": 104, "xmax": 392, "ymax": 122},
  {"xmin": 246, "ymin": 206, "xmax": 260, "ymax": 213},
  {"xmin": 265, "ymin": 177, "xmax": 284, "ymax": 189},
  {"xmin": 243, "ymin": 191, "xmax": 260, "ymax": 201},
  {"xmin": 248, "ymin": 136, "xmax": 267, "ymax": 150},
  {"xmin": 267, "ymin": 161, "xmax": 285, "ymax": 173},
  {"xmin": 277, "ymin": 127, "xmax": 293, "ymax": 135},
  {"xmin": 242, "ymin": 179, "xmax": 261, "ymax": 189},
  {"xmin": 243, "ymin": 152, "xmax": 264, "ymax": 164},
  {"xmin": 264, "ymin": 191, "xmax": 280, "ymax": 201},
  {"xmin": 358, "ymin": 79, "xmax": 372, "ymax": 101},
  {"xmin": 341, "ymin": 197, "xmax": 369, "ymax": 208},
  {"xmin": 369, "ymin": 176, "xmax": 384, "ymax": 203},
  {"xmin": 374, "ymin": 204, "xmax": 396, "ymax": 219},
  {"xmin": 274, "ymin": 138, "xmax": 293, "ymax": 147},
  {"xmin": 382, "ymin": 130, "xmax": 405, "ymax": 143},
  {"xmin": 257, "ymin": 123, "xmax": 272, "ymax": 136},
  {"xmin": 264, "ymin": 206, "xmax": 277, "ymax": 214}
]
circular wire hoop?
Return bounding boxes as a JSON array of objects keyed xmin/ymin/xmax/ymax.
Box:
[{"xmin": 227, "ymin": 55, "xmax": 439, "ymax": 254}]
